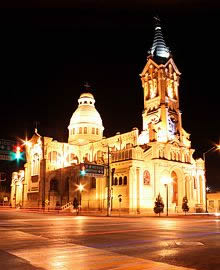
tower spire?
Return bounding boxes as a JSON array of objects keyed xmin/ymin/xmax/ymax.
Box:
[{"xmin": 148, "ymin": 17, "xmax": 170, "ymax": 62}]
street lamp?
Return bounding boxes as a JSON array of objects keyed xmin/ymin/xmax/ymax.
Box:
[
  {"xmin": 203, "ymin": 144, "xmax": 220, "ymax": 213},
  {"xmin": 161, "ymin": 176, "xmax": 172, "ymax": 216}
]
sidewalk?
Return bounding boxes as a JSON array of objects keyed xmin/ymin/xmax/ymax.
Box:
[{"xmin": 1, "ymin": 206, "xmax": 217, "ymax": 218}]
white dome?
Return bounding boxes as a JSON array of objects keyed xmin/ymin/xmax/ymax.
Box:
[
  {"xmin": 70, "ymin": 105, "xmax": 103, "ymax": 127},
  {"xmin": 68, "ymin": 92, "xmax": 104, "ymax": 145}
]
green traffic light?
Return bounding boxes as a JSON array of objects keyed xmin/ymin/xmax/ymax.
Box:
[
  {"xmin": 80, "ymin": 170, "xmax": 86, "ymax": 176},
  {"xmin": 16, "ymin": 152, "xmax": 21, "ymax": 159}
]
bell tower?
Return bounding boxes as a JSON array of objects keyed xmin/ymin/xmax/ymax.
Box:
[{"xmin": 139, "ymin": 18, "xmax": 190, "ymax": 147}]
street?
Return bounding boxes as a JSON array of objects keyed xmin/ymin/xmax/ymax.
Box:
[{"xmin": 0, "ymin": 210, "xmax": 219, "ymax": 270}]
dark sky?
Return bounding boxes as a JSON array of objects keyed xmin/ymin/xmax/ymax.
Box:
[{"xmin": 0, "ymin": 2, "xmax": 219, "ymax": 188}]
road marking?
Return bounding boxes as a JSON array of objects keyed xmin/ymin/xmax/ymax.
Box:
[
  {"xmin": 175, "ymin": 241, "xmax": 204, "ymax": 246},
  {"xmin": 0, "ymin": 231, "xmax": 196, "ymax": 270}
]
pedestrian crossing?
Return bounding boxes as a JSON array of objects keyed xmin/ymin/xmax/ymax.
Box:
[{"xmin": 0, "ymin": 231, "xmax": 195, "ymax": 270}]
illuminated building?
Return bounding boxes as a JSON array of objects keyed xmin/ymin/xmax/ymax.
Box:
[{"xmin": 11, "ymin": 20, "xmax": 206, "ymax": 213}]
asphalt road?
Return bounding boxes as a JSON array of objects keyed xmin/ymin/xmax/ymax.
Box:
[{"xmin": 0, "ymin": 210, "xmax": 219, "ymax": 270}]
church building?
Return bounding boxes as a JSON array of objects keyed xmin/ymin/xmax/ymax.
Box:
[{"xmin": 11, "ymin": 20, "xmax": 206, "ymax": 213}]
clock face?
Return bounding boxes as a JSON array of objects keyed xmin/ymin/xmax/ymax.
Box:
[
  {"xmin": 149, "ymin": 115, "xmax": 159, "ymax": 124},
  {"xmin": 168, "ymin": 116, "xmax": 177, "ymax": 139}
]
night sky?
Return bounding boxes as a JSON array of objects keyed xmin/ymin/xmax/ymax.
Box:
[{"xmin": 1, "ymin": 2, "xmax": 219, "ymax": 188}]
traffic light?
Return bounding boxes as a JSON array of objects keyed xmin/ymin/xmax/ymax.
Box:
[
  {"xmin": 10, "ymin": 144, "xmax": 24, "ymax": 161},
  {"xmin": 80, "ymin": 164, "xmax": 86, "ymax": 176},
  {"xmin": 16, "ymin": 146, "xmax": 21, "ymax": 159}
]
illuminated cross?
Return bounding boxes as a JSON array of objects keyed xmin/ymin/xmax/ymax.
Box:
[
  {"xmin": 84, "ymin": 82, "xmax": 91, "ymax": 90},
  {"xmin": 34, "ymin": 121, "xmax": 40, "ymax": 134}
]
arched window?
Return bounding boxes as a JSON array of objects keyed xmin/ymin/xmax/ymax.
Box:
[
  {"xmin": 79, "ymin": 127, "xmax": 82, "ymax": 134},
  {"xmin": 112, "ymin": 177, "xmax": 115, "ymax": 185},
  {"xmin": 48, "ymin": 151, "xmax": 62, "ymax": 166},
  {"xmin": 119, "ymin": 177, "xmax": 122, "ymax": 185},
  {"xmin": 49, "ymin": 151, "xmax": 57, "ymax": 162},
  {"xmin": 96, "ymin": 128, "xmax": 99, "ymax": 135},
  {"xmin": 92, "ymin": 128, "xmax": 95, "ymax": 134},
  {"xmin": 185, "ymin": 154, "xmax": 190, "ymax": 163},
  {"xmin": 50, "ymin": 178, "xmax": 58, "ymax": 192},
  {"xmin": 32, "ymin": 153, "xmax": 40, "ymax": 176},
  {"xmin": 73, "ymin": 128, "xmax": 75, "ymax": 135},
  {"xmin": 129, "ymin": 149, "xmax": 132, "ymax": 159},
  {"xmin": 115, "ymin": 177, "xmax": 118, "ymax": 185},
  {"xmin": 123, "ymin": 176, "xmax": 127, "ymax": 185},
  {"xmin": 143, "ymin": 170, "xmax": 150, "ymax": 185},
  {"xmin": 91, "ymin": 177, "xmax": 96, "ymax": 188},
  {"xmin": 84, "ymin": 127, "xmax": 87, "ymax": 134},
  {"xmin": 66, "ymin": 153, "xmax": 78, "ymax": 164},
  {"xmin": 193, "ymin": 176, "xmax": 197, "ymax": 189}
]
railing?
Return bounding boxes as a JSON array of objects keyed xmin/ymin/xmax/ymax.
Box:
[{"xmin": 60, "ymin": 202, "xmax": 73, "ymax": 211}]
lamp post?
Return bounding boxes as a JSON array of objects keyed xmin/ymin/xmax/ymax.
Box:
[
  {"xmin": 102, "ymin": 144, "xmax": 113, "ymax": 217},
  {"xmin": 161, "ymin": 176, "xmax": 172, "ymax": 216},
  {"xmin": 107, "ymin": 145, "xmax": 111, "ymax": 217},
  {"xmin": 203, "ymin": 145, "xmax": 220, "ymax": 213}
]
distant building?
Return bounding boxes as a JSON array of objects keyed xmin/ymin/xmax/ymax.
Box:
[
  {"xmin": 11, "ymin": 19, "xmax": 206, "ymax": 213},
  {"xmin": 207, "ymin": 192, "xmax": 220, "ymax": 213}
]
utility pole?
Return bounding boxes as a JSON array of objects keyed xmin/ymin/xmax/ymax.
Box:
[{"xmin": 107, "ymin": 146, "xmax": 111, "ymax": 217}]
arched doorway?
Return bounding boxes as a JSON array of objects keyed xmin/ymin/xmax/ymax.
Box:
[
  {"xmin": 50, "ymin": 178, "xmax": 58, "ymax": 192},
  {"xmin": 171, "ymin": 171, "xmax": 178, "ymax": 205},
  {"xmin": 49, "ymin": 178, "xmax": 59, "ymax": 209}
]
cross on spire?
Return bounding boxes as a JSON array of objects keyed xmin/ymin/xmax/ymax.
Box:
[
  {"xmin": 34, "ymin": 121, "xmax": 40, "ymax": 134},
  {"xmin": 84, "ymin": 82, "xmax": 91, "ymax": 90}
]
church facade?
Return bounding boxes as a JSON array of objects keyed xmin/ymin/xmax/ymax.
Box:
[{"xmin": 11, "ymin": 21, "xmax": 206, "ymax": 213}]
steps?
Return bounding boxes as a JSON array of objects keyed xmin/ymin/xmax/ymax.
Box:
[{"xmin": 60, "ymin": 202, "xmax": 73, "ymax": 212}]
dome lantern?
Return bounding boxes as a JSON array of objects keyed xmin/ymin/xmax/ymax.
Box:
[{"xmin": 68, "ymin": 92, "xmax": 104, "ymax": 145}]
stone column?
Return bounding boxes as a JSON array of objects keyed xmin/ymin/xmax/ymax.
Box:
[
  {"xmin": 136, "ymin": 167, "xmax": 140, "ymax": 213},
  {"xmin": 129, "ymin": 167, "xmax": 135, "ymax": 213}
]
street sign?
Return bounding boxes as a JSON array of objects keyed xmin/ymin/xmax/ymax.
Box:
[
  {"xmin": 45, "ymin": 199, "xmax": 49, "ymax": 205},
  {"xmin": 0, "ymin": 172, "xmax": 6, "ymax": 181},
  {"xmin": 80, "ymin": 163, "xmax": 104, "ymax": 178},
  {"xmin": 0, "ymin": 139, "xmax": 16, "ymax": 161}
]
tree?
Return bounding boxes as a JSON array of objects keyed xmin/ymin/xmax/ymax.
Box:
[
  {"xmin": 182, "ymin": 196, "xmax": 189, "ymax": 215},
  {"xmin": 154, "ymin": 193, "xmax": 164, "ymax": 216}
]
